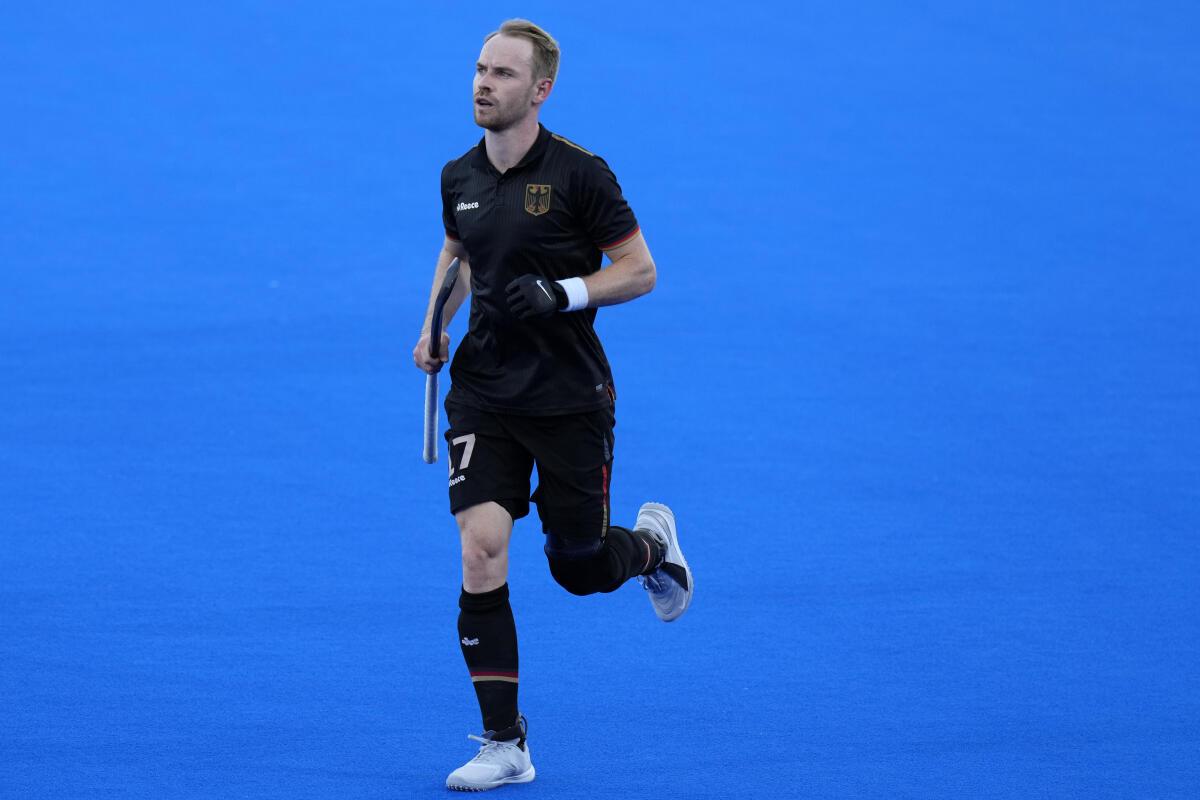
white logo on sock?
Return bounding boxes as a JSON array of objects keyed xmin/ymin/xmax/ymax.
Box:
[{"xmin": 461, "ymin": 637, "xmax": 479, "ymax": 646}]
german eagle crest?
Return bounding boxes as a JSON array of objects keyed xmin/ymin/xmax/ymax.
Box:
[{"xmin": 525, "ymin": 184, "xmax": 552, "ymax": 216}]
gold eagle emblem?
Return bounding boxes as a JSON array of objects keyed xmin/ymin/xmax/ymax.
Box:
[{"xmin": 524, "ymin": 184, "xmax": 552, "ymax": 216}]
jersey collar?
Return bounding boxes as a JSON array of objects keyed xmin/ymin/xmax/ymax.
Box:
[{"xmin": 472, "ymin": 124, "xmax": 552, "ymax": 175}]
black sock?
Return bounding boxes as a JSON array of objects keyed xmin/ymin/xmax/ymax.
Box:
[
  {"xmin": 620, "ymin": 525, "xmax": 688, "ymax": 589},
  {"xmin": 609, "ymin": 525, "xmax": 663, "ymax": 577},
  {"xmin": 458, "ymin": 584, "xmax": 520, "ymax": 740}
]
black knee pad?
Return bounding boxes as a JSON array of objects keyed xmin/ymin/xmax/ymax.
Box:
[{"xmin": 544, "ymin": 532, "xmax": 611, "ymax": 596}]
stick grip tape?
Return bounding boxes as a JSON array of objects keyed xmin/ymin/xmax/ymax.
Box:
[{"xmin": 423, "ymin": 372, "xmax": 438, "ymax": 463}]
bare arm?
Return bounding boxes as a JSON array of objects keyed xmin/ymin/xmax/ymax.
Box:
[
  {"xmin": 420, "ymin": 237, "xmax": 472, "ymax": 333},
  {"xmin": 578, "ymin": 231, "xmax": 656, "ymax": 307},
  {"xmin": 413, "ymin": 236, "xmax": 472, "ymax": 373}
]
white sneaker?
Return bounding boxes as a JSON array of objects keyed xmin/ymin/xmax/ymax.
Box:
[
  {"xmin": 634, "ymin": 502, "xmax": 693, "ymax": 622},
  {"xmin": 445, "ymin": 723, "xmax": 535, "ymax": 792}
]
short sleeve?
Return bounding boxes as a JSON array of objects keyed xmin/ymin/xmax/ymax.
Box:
[
  {"xmin": 440, "ymin": 161, "xmax": 460, "ymax": 241},
  {"xmin": 577, "ymin": 156, "xmax": 639, "ymax": 251}
]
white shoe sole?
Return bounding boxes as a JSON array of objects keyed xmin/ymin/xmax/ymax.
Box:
[{"xmin": 446, "ymin": 765, "xmax": 535, "ymax": 792}]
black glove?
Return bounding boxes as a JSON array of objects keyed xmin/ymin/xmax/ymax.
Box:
[{"xmin": 505, "ymin": 274, "xmax": 567, "ymax": 320}]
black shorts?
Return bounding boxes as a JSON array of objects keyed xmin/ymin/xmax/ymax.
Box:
[{"xmin": 444, "ymin": 399, "xmax": 615, "ymax": 538}]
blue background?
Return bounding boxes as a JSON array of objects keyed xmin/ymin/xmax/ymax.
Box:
[{"xmin": 2, "ymin": 2, "xmax": 1198, "ymax": 797}]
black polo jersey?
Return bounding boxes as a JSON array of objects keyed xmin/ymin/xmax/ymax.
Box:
[{"xmin": 440, "ymin": 124, "xmax": 640, "ymax": 415}]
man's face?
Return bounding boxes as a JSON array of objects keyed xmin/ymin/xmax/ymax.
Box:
[{"xmin": 473, "ymin": 35, "xmax": 547, "ymax": 131}]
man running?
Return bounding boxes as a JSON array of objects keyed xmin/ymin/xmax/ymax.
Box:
[{"xmin": 412, "ymin": 19, "xmax": 693, "ymax": 792}]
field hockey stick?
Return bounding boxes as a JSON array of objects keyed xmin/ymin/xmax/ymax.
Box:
[{"xmin": 423, "ymin": 257, "xmax": 461, "ymax": 464}]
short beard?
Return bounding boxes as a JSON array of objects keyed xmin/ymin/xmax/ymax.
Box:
[
  {"xmin": 475, "ymin": 108, "xmax": 519, "ymax": 132},
  {"xmin": 474, "ymin": 87, "xmax": 536, "ymax": 132}
]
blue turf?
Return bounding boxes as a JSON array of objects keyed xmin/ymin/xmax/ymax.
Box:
[{"xmin": 3, "ymin": 3, "xmax": 1198, "ymax": 798}]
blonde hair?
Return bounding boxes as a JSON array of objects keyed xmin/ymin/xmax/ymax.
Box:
[{"xmin": 485, "ymin": 19, "xmax": 560, "ymax": 83}]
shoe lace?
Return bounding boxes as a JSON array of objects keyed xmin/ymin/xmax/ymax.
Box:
[{"xmin": 466, "ymin": 735, "xmax": 518, "ymax": 764}]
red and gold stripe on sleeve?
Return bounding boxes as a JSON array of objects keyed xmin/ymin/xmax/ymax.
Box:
[{"xmin": 599, "ymin": 226, "xmax": 641, "ymax": 251}]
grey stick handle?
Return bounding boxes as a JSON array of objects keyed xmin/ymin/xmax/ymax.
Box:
[{"xmin": 423, "ymin": 372, "xmax": 438, "ymax": 463}]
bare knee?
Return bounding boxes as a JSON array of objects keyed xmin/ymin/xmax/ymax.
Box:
[
  {"xmin": 461, "ymin": 533, "xmax": 504, "ymax": 579},
  {"xmin": 456, "ymin": 502, "xmax": 513, "ymax": 593}
]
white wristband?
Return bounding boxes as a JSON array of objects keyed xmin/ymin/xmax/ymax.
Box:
[{"xmin": 555, "ymin": 277, "xmax": 589, "ymax": 312}]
